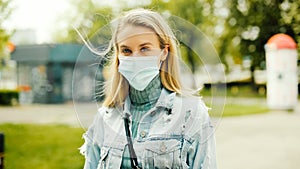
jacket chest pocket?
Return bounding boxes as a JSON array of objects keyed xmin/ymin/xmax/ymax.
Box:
[
  {"xmin": 97, "ymin": 146, "xmax": 123, "ymax": 169},
  {"xmin": 142, "ymin": 139, "xmax": 182, "ymax": 169}
]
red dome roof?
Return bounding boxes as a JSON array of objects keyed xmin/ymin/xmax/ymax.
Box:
[{"xmin": 267, "ymin": 33, "xmax": 297, "ymax": 49}]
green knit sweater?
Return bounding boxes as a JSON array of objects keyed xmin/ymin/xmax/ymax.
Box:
[{"xmin": 121, "ymin": 75, "xmax": 162, "ymax": 168}]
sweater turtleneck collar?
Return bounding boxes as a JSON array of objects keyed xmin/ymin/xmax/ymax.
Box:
[{"xmin": 129, "ymin": 75, "xmax": 162, "ymax": 110}]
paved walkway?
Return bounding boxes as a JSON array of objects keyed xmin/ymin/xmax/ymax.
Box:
[
  {"xmin": 0, "ymin": 98, "xmax": 299, "ymax": 169},
  {"xmin": 0, "ymin": 102, "xmax": 84, "ymax": 127},
  {"xmin": 216, "ymin": 110, "xmax": 300, "ymax": 169}
]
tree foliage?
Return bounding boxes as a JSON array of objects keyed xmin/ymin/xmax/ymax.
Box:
[
  {"xmin": 222, "ymin": 0, "xmax": 299, "ymax": 70},
  {"xmin": 54, "ymin": 0, "xmax": 300, "ymax": 72},
  {"xmin": 147, "ymin": 0, "xmax": 223, "ymax": 73},
  {"xmin": 0, "ymin": 0, "xmax": 12, "ymax": 69},
  {"xmin": 54, "ymin": 0, "xmax": 113, "ymax": 43},
  {"xmin": 280, "ymin": 0, "xmax": 300, "ymax": 52},
  {"xmin": 0, "ymin": 0, "xmax": 12, "ymax": 53}
]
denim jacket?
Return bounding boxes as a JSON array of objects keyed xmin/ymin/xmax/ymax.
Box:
[{"xmin": 80, "ymin": 89, "xmax": 217, "ymax": 169}]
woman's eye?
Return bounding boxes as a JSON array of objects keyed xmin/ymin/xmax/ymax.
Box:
[
  {"xmin": 141, "ymin": 47, "xmax": 149, "ymax": 52},
  {"xmin": 121, "ymin": 48, "xmax": 132, "ymax": 54}
]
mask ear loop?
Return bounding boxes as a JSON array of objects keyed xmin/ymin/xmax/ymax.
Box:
[{"xmin": 159, "ymin": 45, "xmax": 169, "ymax": 68}]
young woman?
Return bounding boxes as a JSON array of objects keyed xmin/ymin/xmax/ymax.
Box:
[{"xmin": 79, "ymin": 8, "xmax": 217, "ymax": 169}]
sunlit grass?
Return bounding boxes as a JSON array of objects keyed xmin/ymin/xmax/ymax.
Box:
[
  {"xmin": 215, "ymin": 103, "xmax": 269, "ymax": 117},
  {"xmin": 0, "ymin": 124, "xmax": 85, "ymax": 169},
  {"xmin": 199, "ymin": 85, "xmax": 270, "ymax": 117},
  {"xmin": 204, "ymin": 98, "xmax": 269, "ymax": 117}
]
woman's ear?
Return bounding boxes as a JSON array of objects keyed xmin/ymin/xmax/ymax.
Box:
[{"xmin": 160, "ymin": 46, "xmax": 169, "ymax": 61}]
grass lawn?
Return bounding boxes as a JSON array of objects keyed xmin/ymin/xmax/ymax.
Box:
[
  {"xmin": 205, "ymin": 103, "xmax": 270, "ymax": 117},
  {"xmin": 214, "ymin": 103, "xmax": 269, "ymax": 117},
  {"xmin": 0, "ymin": 124, "xmax": 85, "ymax": 169},
  {"xmin": 200, "ymin": 85, "xmax": 270, "ymax": 117}
]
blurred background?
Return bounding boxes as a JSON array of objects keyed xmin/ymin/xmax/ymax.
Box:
[
  {"xmin": 1, "ymin": 0, "xmax": 300, "ymax": 104},
  {"xmin": 0, "ymin": 0, "xmax": 299, "ymax": 169}
]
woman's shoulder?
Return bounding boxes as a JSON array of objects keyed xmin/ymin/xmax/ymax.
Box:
[
  {"xmin": 84, "ymin": 106, "xmax": 122, "ymax": 141},
  {"xmin": 96, "ymin": 105, "xmax": 120, "ymax": 115},
  {"xmin": 174, "ymin": 95, "xmax": 213, "ymax": 141},
  {"xmin": 97, "ymin": 106, "xmax": 113, "ymax": 114},
  {"xmin": 174, "ymin": 94, "xmax": 209, "ymax": 117},
  {"xmin": 163, "ymin": 88, "xmax": 209, "ymax": 115}
]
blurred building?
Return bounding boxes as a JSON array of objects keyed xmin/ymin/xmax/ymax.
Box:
[{"xmin": 11, "ymin": 44, "xmax": 104, "ymax": 104}]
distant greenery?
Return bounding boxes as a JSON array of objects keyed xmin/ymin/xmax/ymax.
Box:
[
  {"xmin": 55, "ymin": 0, "xmax": 300, "ymax": 73},
  {"xmin": 200, "ymin": 85, "xmax": 269, "ymax": 117},
  {"xmin": 224, "ymin": 0, "xmax": 300, "ymax": 69},
  {"xmin": 0, "ymin": 124, "xmax": 85, "ymax": 169},
  {"xmin": 210, "ymin": 103, "xmax": 269, "ymax": 117},
  {"xmin": 200, "ymin": 84, "xmax": 266, "ymax": 98},
  {"xmin": 0, "ymin": 90, "xmax": 18, "ymax": 105},
  {"xmin": 203, "ymin": 95, "xmax": 269, "ymax": 117},
  {"xmin": 0, "ymin": 0, "xmax": 12, "ymax": 63}
]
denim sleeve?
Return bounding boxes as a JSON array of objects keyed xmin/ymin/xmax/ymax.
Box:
[
  {"xmin": 185, "ymin": 99, "xmax": 218, "ymax": 169},
  {"xmin": 80, "ymin": 133, "xmax": 101, "ymax": 169},
  {"xmin": 79, "ymin": 108, "xmax": 105, "ymax": 169},
  {"xmin": 187, "ymin": 122, "xmax": 217, "ymax": 169}
]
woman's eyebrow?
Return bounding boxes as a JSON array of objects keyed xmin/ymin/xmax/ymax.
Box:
[
  {"xmin": 120, "ymin": 45, "xmax": 130, "ymax": 48},
  {"xmin": 119, "ymin": 42, "xmax": 153, "ymax": 49},
  {"xmin": 139, "ymin": 42, "xmax": 153, "ymax": 47}
]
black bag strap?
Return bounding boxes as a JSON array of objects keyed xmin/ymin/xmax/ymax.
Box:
[{"xmin": 123, "ymin": 113, "xmax": 140, "ymax": 169}]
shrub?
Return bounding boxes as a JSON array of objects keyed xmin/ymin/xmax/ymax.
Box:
[{"xmin": 0, "ymin": 90, "xmax": 19, "ymax": 106}]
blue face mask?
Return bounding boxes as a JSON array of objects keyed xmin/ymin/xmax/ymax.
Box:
[{"xmin": 118, "ymin": 53, "xmax": 162, "ymax": 91}]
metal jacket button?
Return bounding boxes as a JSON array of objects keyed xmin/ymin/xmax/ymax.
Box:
[
  {"xmin": 140, "ymin": 131, "xmax": 147, "ymax": 138},
  {"xmin": 160, "ymin": 142, "xmax": 167, "ymax": 153}
]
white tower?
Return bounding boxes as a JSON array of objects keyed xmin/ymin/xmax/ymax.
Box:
[{"xmin": 265, "ymin": 33, "xmax": 298, "ymax": 110}]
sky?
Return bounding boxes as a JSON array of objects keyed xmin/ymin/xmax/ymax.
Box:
[
  {"xmin": 4, "ymin": 0, "xmax": 72, "ymax": 43},
  {"xmin": 3, "ymin": 0, "xmax": 154, "ymax": 44}
]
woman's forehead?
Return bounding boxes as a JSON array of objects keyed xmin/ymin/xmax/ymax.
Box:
[{"xmin": 116, "ymin": 25, "xmax": 159, "ymax": 46}]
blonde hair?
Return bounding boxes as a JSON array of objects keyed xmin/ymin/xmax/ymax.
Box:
[{"xmin": 102, "ymin": 8, "xmax": 182, "ymax": 107}]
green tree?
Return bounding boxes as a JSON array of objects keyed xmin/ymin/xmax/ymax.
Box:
[
  {"xmin": 54, "ymin": 0, "xmax": 113, "ymax": 43},
  {"xmin": 145, "ymin": 0, "xmax": 223, "ymax": 74},
  {"xmin": 56, "ymin": 0, "xmax": 300, "ymax": 73},
  {"xmin": 55, "ymin": 0, "xmax": 223, "ymax": 74},
  {"xmin": 0, "ymin": 0, "xmax": 12, "ymax": 69},
  {"xmin": 280, "ymin": 0, "xmax": 300, "ymax": 53},
  {"xmin": 222, "ymin": 0, "xmax": 298, "ymax": 70}
]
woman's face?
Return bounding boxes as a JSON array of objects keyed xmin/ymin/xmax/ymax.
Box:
[{"xmin": 116, "ymin": 25, "xmax": 166, "ymax": 58}]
